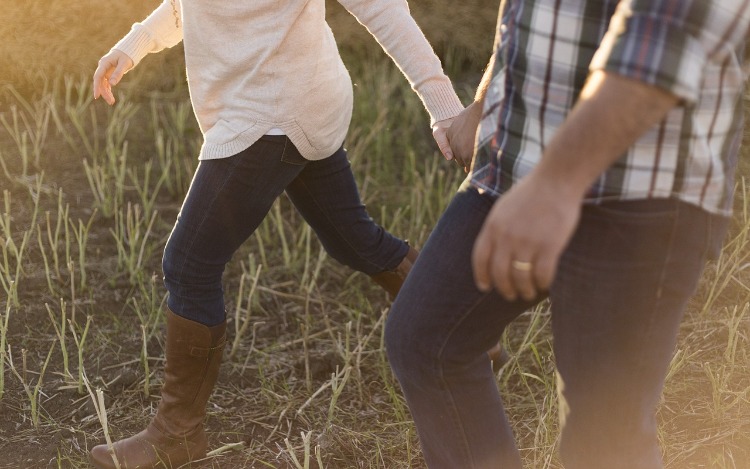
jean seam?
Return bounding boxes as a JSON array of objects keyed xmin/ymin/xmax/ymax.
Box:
[
  {"xmin": 630, "ymin": 203, "xmax": 681, "ymax": 432},
  {"xmin": 170, "ymin": 156, "xmax": 243, "ymax": 314},
  {"xmin": 280, "ymin": 136, "xmax": 306, "ymax": 166},
  {"xmin": 435, "ymin": 292, "xmax": 498, "ymax": 468}
]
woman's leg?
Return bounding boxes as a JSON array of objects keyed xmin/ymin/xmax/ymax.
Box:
[
  {"xmin": 163, "ymin": 135, "xmax": 308, "ymax": 325},
  {"xmin": 91, "ymin": 136, "xmax": 309, "ymax": 469},
  {"xmin": 284, "ymin": 145, "xmax": 409, "ymax": 277}
]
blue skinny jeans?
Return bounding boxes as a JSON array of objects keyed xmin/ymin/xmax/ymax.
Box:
[
  {"xmin": 385, "ymin": 185, "xmax": 728, "ymax": 469},
  {"xmin": 162, "ymin": 135, "xmax": 408, "ymax": 326}
]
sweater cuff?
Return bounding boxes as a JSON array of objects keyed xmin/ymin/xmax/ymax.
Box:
[
  {"xmin": 112, "ymin": 25, "xmax": 157, "ymax": 67},
  {"xmin": 417, "ymin": 80, "xmax": 465, "ymax": 126}
]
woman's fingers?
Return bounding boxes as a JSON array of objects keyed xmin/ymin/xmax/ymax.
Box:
[{"xmin": 92, "ymin": 51, "xmax": 134, "ymax": 106}]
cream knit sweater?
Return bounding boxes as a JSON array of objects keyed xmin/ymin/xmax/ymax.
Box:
[{"xmin": 113, "ymin": 0, "xmax": 464, "ymax": 161}]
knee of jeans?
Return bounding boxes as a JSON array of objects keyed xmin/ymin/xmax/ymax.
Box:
[
  {"xmin": 559, "ymin": 422, "xmax": 661, "ymax": 469},
  {"xmin": 161, "ymin": 245, "xmax": 222, "ymax": 297},
  {"xmin": 558, "ymin": 391, "xmax": 661, "ymax": 468},
  {"xmin": 161, "ymin": 245, "xmax": 181, "ymax": 290},
  {"xmin": 385, "ymin": 309, "xmax": 438, "ymax": 385},
  {"xmin": 162, "ymin": 255, "xmax": 183, "ymax": 300}
]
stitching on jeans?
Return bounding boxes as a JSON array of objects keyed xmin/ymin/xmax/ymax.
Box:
[
  {"xmin": 170, "ymin": 156, "xmax": 243, "ymax": 319},
  {"xmin": 630, "ymin": 203, "xmax": 681, "ymax": 437},
  {"xmin": 280, "ymin": 136, "xmax": 307, "ymax": 166},
  {"xmin": 435, "ymin": 292, "xmax": 522, "ymax": 468},
  {"xmin": 427, "ymin": 187, "xmax": 511, "ymax": 467},
  {"xmin": 436, "ymin": 293, "xmax": 488, "ymax": 467}
]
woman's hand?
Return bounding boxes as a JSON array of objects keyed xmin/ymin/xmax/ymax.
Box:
[
  {"xmin": 432, "ymin": 116, "xmax": 456, "ymax": 161},
  {"xmin": 93, "ymin": 50, "xmax": 134, "ymax": 105}
]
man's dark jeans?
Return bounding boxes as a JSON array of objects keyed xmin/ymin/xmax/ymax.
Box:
[
  {"xmin": 386, "ymin": 185, "xmax": 728, "ymax": 469},
  {"xmin": 163, "ymin": 135, "xmax": 408, "ymax": 326}
]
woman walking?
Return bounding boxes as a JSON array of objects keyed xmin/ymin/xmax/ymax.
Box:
[{"xmin": 89, "ymin": 0, "xmax": 463, "ymax": 467}]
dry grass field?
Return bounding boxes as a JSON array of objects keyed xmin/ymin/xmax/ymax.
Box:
[{"xmin": 0, "ymin": 1, "xmax": 748, "ymax": 468}]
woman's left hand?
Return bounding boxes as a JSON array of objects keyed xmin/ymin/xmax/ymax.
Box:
[{"xmin": 432, "ymin": 117, "xmax": 456, "ymax": 161}]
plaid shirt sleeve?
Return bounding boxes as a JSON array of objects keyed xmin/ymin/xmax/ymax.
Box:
[{"xmin": 591, "ymin": 0, "xmax": 750, "ymax": 103}]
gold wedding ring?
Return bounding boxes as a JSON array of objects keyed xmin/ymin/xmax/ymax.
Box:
[{"xmin": 511, "ymin": 260, "xmax": 533, "ymax": 272}]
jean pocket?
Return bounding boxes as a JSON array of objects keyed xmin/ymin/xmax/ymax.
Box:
[
  {"xmin": 280, "ymin": 138, "xmax": 307, "ymax": 166},
  {"xmin": 587, "ymin": 198, "xmax": 679, "ymax": 220},
  {"xmin": 572, "ymin": 200, "xmax": 682, "ymax": 267}
]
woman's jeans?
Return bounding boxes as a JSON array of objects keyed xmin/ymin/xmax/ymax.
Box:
[
  {"xmin": 163, "ymin": 135, "xmax": 408, "ymax": 326},
  {"xmin": 385, "ymin": 185, "xmax": 728, "ymax": 469}
]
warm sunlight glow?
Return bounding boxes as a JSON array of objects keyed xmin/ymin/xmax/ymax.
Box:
[{"xmin": 2, "ymin": 1, "xmax": 159, "ymax": 87}]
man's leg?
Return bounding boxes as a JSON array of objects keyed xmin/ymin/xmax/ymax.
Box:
[
  {"xmin": 550, "ymin": 199, "xmax": 728, "ymax": 469},
  {"xmin": 385, "ymin": 186, "xmax": 540, "ymax": 469}
]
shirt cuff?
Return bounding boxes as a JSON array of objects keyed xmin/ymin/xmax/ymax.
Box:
[{"xmin": 590, "ymin": 11, "xmax": 708, "ymax": 104}]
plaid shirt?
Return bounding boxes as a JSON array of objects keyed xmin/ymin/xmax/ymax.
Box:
[{"xmin": 472, "ymin": 0, "xmax": 750, "ymax": 216}]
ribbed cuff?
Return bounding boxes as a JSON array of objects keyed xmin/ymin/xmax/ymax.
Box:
[
  {"xmin": 417, "ymin": 80, "xmax": 465, "ymax": 126},
  {"xmin": 112, "ymin": 25, "xmax": 156, "ymax": 67}
]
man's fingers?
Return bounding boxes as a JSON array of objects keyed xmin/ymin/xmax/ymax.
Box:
[
  {"xmin": 473, "ymin": 226, "xmax": 517, "ymax": 299},
  {"xmin": 533, "ymin": 247, "xmax": 559, "ymax": 293},
  {"xmin": 509, "ymin": 257, "xmax": 537, "ymax": 301},
  {"xmin": 488, "ymin": 247, "xmax": 515, "ymax": 300},
  {"xmin": 471, "ymin": 229, "xmax": 493, "ymax": 292}
]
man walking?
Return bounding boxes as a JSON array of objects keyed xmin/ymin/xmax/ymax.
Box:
[{"xmin": 386, "ymin": 1, "xmax": 750, "ymax": 467}]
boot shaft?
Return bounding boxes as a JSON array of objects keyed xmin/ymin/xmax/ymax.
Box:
[
  {"xmin": 90, "ymin": 310, "xmax": 225, "ymax": 469},
  {"xmin": 370, "ymin": 245, "xmax": 419, "ymax": 298},
  {"xmin": 155, "ymin": 310, "xmax": 226, "ymax": 436}
]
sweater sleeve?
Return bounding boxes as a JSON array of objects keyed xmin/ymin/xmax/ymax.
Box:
[
  {"xmin": 111, "ymin": 0, "xmax": 184, "ymax": 67},
  {"xmin": 338, "ymin": 0, "xmax": 464, "ymax": 124}
]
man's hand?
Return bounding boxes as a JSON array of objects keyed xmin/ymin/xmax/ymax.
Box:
[
  {"xmin": 93, "ymin": 50, "xmax": 135, "ymax": 105},
  {"xmin": 446, "ymin": 101, "xmax": 483, "ymax": 172},
  {"xmin": 471, "ymin": 174, "xmax": 581, "ymax": 301},
  {"xmin": 470, "ymin": 71, "xmax": 679, "ymax": 301}
]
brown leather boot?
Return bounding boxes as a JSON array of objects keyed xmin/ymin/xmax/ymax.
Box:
[
  {"xmin": 487, "ymin": 341, "xmax": 510, "ymax": 373},
  {"xmin": 90, "ymin": 309, "xmax": 226, "ymax": 469},
  {"xmin": 369, "ymin": 245, "xmax": 419, "ymax": 299}
]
